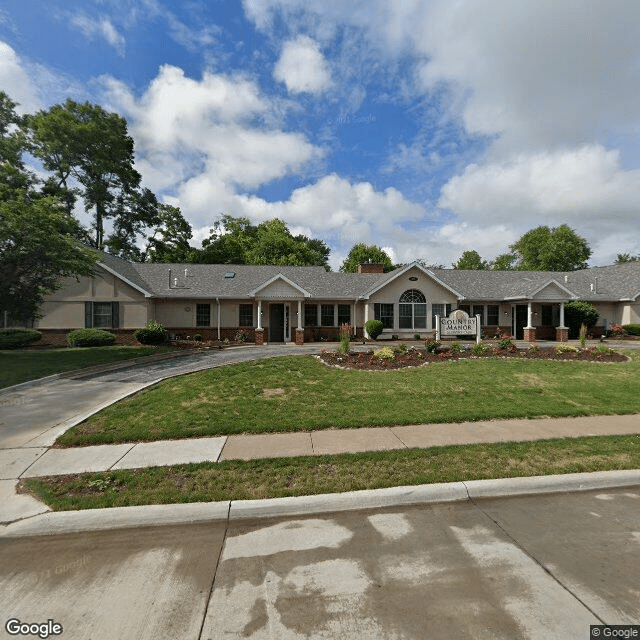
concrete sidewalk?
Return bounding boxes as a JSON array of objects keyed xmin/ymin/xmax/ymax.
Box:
[
  {"xmin": 8, "ymin": 413, "xmax": 639, "ymax": 483},
  {"xmin": 2, "ymin": 342, "xmax": 639, "ymax": 527}
]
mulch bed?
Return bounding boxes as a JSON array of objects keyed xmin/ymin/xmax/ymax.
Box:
[{"xmin": 318, "ymin": 346, "xmax": 629, "ymax": 371}]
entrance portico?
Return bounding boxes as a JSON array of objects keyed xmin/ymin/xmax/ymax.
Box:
[{"xmin": 250, "ymin": 274, "xmax": 310, "ymax": 345}]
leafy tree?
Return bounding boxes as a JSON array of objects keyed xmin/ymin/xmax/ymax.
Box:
[
  {"xmin": 615, "ymin": 253, "xmax": 640, "ymax": 264},
  {"xmin": 0, "ymin": 196, "xmax": 98, "ymax": 322},
  {"xmin": 340, "ymin": 243, "xmax": 394, "ymax": 272},
  {"xmin": 509, "ymin": 225, "xmax": 591, "ymax": 271},
  {"xmin": 198, "ymin": 215, "xmax": 330, "ymax": 268},
  {"xmin": 26, "ymin": 99, "xmax": 159, "ymax": 252},
  {"xmin": 564, "ymin": 301, "xmax": 599, "ymax": 338},
  {"xmin": 491, "ymin": 253, "xmax": 517, "ymax": 270},
  {"xmin": 453, "ymin": 250, "xmax": 489, "ymax": 270},
  {"xmin": 199, "ymin": 215, "xmax": 257, "ymax": 264},
  {"xmin": 145, "ymin": 204, "xmax": 195, "ymax": 263},
  {"xmin": 0, "ymin": 92, "xmax": 32, "ymax": 199},
  {"xmin": 247, "ymin": 219, "xmax": 330, "ymax": 267}
]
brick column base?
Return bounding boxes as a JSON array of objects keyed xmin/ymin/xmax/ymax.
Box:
[
  {"xmin": 523, "ymin": 327, "xmax": 537, "ymax": 342},
  {"xmin": 556, "ymin": 327, "xmax": 569, "ymax": 342},
  {"xmin": 295, "ymin": 329, "xmax": 304, "ymax": 345},
  {"xmin": 255, "ymin": 328, "xmax": 264, "ymax": 345}
]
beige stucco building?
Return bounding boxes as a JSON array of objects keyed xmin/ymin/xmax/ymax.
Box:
[{"xmin": 15, "ymin": 250, "xmax": 640, "ymax": 345}]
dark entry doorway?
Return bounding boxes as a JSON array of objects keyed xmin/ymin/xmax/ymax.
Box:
[
  {"xmin": 513, "ymin": 305, "xmax": 528, "ymax": 340},
  {"xmin": 269, "ymin": 304, "xmax": 284, "ymax": 342}
]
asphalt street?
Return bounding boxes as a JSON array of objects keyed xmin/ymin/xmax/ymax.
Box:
[{"xmin": 2, "ymin": 486, "xmax": 639, "ymax": 640}]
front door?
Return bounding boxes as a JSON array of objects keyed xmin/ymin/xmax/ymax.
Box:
[
  {"xmin": 512, "ymin": 304, "xmax": 528, "ymax": 340},
  {"xmin": 269, "ymin": 304, "xmax": 285, "ymax": 342}
]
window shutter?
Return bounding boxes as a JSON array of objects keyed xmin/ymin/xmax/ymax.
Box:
[
  {"xmin": 446, "ymin": 304, "xmax": 452, "ymax": 316},
  {"xmin": 111, "ymin": 301, "xmax": 120, "ymax": 328},
  {"xmin": 85, "ymin": 302, "xmax": 93, "ymax": 328}
]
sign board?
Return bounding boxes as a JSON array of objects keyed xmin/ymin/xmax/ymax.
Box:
[{"xmin": 435, "ymin": 310, "xmax": 481, "ymax": 343}]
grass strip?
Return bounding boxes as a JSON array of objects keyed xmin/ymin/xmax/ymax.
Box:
[
  {"xmin": 23, "ymin": 434, "xmax": 640, "ymax": 511},
  {"xmin": 0, "ymin": 346, "xmax": 172, "ymax": 389},
  {"xmin": 57, "ymin": 352, "xmax": 640, "ymax": 446}
]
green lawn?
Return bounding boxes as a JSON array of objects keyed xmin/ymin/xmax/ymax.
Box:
[
  {"xmin": 57, "ymin": 351, "xmax": 640, "ymax": 446},
  {"xmin": 24, "ymin": 434, "xmax": 640, "ymax": 510},
  {"xmin": 0, "ymin": 346, "xmax": 172, "ymax": 389}
]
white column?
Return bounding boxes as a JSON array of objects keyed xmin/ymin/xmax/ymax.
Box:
[
  {"xmin": 526, "ymin": 301, "xmax": 533, "ymax": 328},
  {"xmin": 352, "ymin": 301, "xmax": 356, "ymax": 334},
  {"xmin": 217, "ymin": 299, "xmax": 221, "ymax": 340},
  {"xmin": 297, "ymin": 300, "xmax": 302, "ymax": 329},
  {"xmin": 364, "ymin": 302, "xmax": 370, "ymax": 338},
  {"xmin": 559, "ymin": 302, "xmax": 566, "ymax": 328},
  {"xmin": 257, "ymin": 299, "xmax": 262, "ymax": 330}
]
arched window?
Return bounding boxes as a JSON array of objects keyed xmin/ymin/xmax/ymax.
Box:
[{"xmin": 399, "ymin": 289, "xmax": 427, "ymax": 329}]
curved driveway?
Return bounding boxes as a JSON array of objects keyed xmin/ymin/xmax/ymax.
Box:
[{"xmin": 0, "ymin": 344, "xmax": 327, "ymax": 451}]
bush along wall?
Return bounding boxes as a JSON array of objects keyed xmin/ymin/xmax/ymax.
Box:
[
  {"xmin": 66, "ymin": 329, "xmax": 117, "ymax": 347},
  {"xmin": 134, "ymin": 321, "xmax": 167, "ymax": 345},
  {"xmin": 0, "ymin": 329, "xmax": 42, "ymax": 349},
  {"xmin": 622, "ymin": 324, "xmax": 640, "ymax": 336},
  {"xmin": 365, "ymin": 319, "xmax": 384, "ymax": 340},
  {"xmin": 564, "ymin": 301, "xmax": 599, "ymax": 338}
]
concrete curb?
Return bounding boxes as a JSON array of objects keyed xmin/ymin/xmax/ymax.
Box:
[
  {"xmin": 228, "ymin": 482, "xmax": 466, "ymax": 521},
  {"xmin": 2, "ymin": 469, "xmax": 638, "ymax": 537}
]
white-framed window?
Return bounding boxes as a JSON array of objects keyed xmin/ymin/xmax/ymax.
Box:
[
  {"xmin": 239, "ymin": 304, "xmax": 253, "ymax": 327},
  {"xmin": 85, "ymin": 301, "xmax": 119, "ymax": 328},
  {"xmin": 196, "ymin": 303, "xmax": 211, "ymax": 327},
  {"xmin": 432, "ymin": 303, "xmax": 453, "ymax": 327},
  {"xmin": 337, "ymin": 304, "xmax": 351, "ymax": 326},
  {"xmin": 399, "ymin": 289, "xmax": 427, "ymax": 329},
  {"xmin": 321, "ymin": 304, "xmax": 335, "ymax": 326},
  {"xmin": 304, "ymin": 304, "xmax": 318, "ymax": 326},
  {"xmin": 374, "ymin": 303, "xmax": 394, "ymax": 329}
]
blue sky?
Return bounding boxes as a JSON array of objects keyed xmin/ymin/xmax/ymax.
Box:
[{"xmin": 2, "ymin": 0, "xmax": 640, "ymax": 268}]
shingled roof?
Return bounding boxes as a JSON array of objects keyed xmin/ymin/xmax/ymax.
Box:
[{"xmin": 95, "ymin": 250, "xmax": 640, "ymax": 303}]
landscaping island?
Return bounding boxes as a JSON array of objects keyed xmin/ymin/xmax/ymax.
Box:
[{"xmin": 319, "ymin": 343, "xmax": 629, "ymax": 371}]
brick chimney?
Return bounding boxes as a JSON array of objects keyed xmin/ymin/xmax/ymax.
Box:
[{"xmin": 358, "ymin": 262, "xmax": 385, "ymax": 274}]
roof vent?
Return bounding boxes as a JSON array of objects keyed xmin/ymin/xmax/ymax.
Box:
[
  {"xmin": 564, "ymin": 275, "xmax": 568, "ymax": 282},
  {"xmin": 225, "ymin": 271, "xmax": 235, "ymax": 279}
]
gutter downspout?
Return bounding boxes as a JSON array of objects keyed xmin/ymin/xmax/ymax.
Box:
[{"xmin": 216, "ymin": 298, "xmax": 221, "ymax": 341}]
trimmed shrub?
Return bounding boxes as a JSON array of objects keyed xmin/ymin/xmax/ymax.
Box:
[
  {"xmin": 609, "ymin": 323, "xmax": 625, "ymax": 336},
  {"xmin": 471, "ymin": 341, "xmax": 487, "ymax": 356},
  {"xmin": 338, "ymin": 324, "xmax": 351, "ymax": 355},
  {"xmin": 425, "ymin": 339, "xmax": 439, "ymax": 353},
  {"xmin": 450, "ymin": 341, "xmax": 462, "ymax": 354},
  {"xmin": 193, "ymin": 334, "xmax": 202, "ymax": 342},
  {"xmin": 374, "ymin": 346, "xmax": 395, "ymax": 360},
  {"xmin": 0, "ymin": 329, "xmax": 42, "ymax": 349},
  {"xmin": 622, "ymin": 324, "xmax": 640, "ymax": 336},
  {"xmin": 365, "ymin": 319, "xmax": 384, "ymax": 340},
  {"xmin": 556, "ymin": 343, "xmax": 579, "ymax": 354},
  {"xmin": 499, "ymin": 338, "xmax": 513, "ymax": 350},
  {"xmin": 134, "ymin": 321, "xmax": 167, "ymax": 345},
  {"xmin": 564, "ymin": 301, "xmax": 599, "ymax": 338},
  {"xmin": 67, "ymin": 328, "xmax": 116, "ymax": 347},
  {"xmin": 579, "ymin": 323, "xmax": 587, "ymax": 348}
]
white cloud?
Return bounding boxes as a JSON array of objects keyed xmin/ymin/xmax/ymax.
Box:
[
  {"xmin": 439, "ymin": 146, "xmax": 640, "ymax": 226},
  {"xmin": 70, "ymin": 14, "xmax": 126, "ymax": 57},
  {"xmin": 102, "ymin": 65, "xmax": 323, "ymax": 197},
  {"xmin": 416, "ymin": 0, "xmax": 640, "ymax": 154},
  {"xmin": 242, "ymin": 0, "xmax": 640, "ymax": 265},
  {"xmin": 0, "ymin": 42, "xmax": 39, "ymax": 112},
  {"xmin": 274, "ymin": 36, "xmax": 332, "ymax": 94}
]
